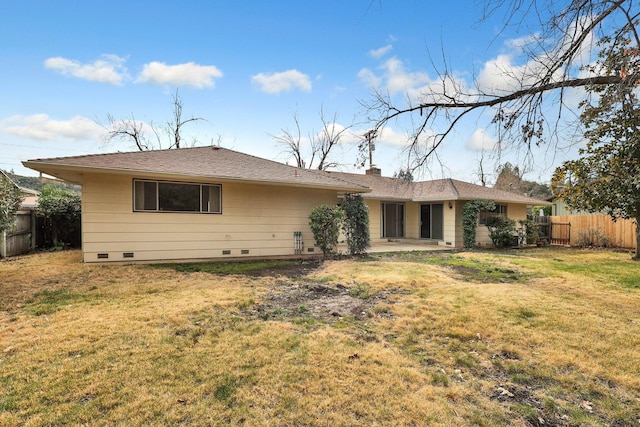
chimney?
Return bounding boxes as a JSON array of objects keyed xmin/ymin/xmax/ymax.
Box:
[{"xmin": 366, "ymin": 167, "xmax": 381, "ymax": 176}]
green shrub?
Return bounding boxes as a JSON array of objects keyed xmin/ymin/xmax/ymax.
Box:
[
  {"xmin": 462, "ymin": 200, "xmax": 495, "ymax": 248},
  {"xmin": 309, "ymin": 204, "xmax": 344, "ymax": 256},
  {"xmin": 0, "ymin": 173, "xmax": 24, "ymax": 232},
  {"xmin": 518, "ymin": 219, "xmax": 540, "ymax": 245},
  {"xmin": 37, "ymin": 184, "xmax": 81, "ymax": 248},
  {"xmin": 486, "ymin": 215, "xmax": 516, "ymax": 248},
  {"xmin": 341, "ymin": 194, "xmax": 370, "ymax": 255}
]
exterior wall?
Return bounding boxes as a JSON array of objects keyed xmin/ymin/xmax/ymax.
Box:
[
  {"xmin": 81, "ymin": 173, "xmax": 337, "ymax": 263},
  {"xmin": 476, "ymin": 203, "xmax": 528, "ymax": 247},
  {"xmin": 442, "ymin": 201, "xmax": 458, "ymax": 247},
  {"xmin": 405, "ymin": 203, "xmax": 420, "ymax": 239},
  {"xmin": 365, "ymin": 199, "xmax": 532, "ymax": 249},
  {"xmin": 367, "ymin": 199, "xmax": 459, "ymax": 247},
  {"xmin": 551, "ymin": 200, "xmax": 601, "ymax": 216},
  {"xmin": 364, "ymin": 199, "xmax": 384, "ymax": 243}
]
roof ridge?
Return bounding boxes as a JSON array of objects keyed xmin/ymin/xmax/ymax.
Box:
[
  {"xmin": 447, "ymin": 178, "xmax": 460, "ymax": 198},
  {"xmin": 28, "ymin": 145, "xmax": 261, "ymax": 163}
]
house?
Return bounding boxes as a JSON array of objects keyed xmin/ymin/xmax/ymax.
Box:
[
  {"xmin": 328, "ymin": 169, "xmax": 549, "ymax": 248},
  {"xmin": 23, "ymin": 146, "xmax": 549, "ymax": 263},
  {"xmin": 23, "ymin": 147, "xmax": 369, "ymax": 263}
]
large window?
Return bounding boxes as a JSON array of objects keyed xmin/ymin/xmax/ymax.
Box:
[
  {"xmin": 479, "ymin": 204, "xmax": 507, "ymax": 225},
  {"xmin": 133, "ymin": 179, "xmax": 221, "ymax": 213}
]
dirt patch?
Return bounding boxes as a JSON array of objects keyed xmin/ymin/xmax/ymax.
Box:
[{"xmin": 243, "ymin": 281, "xmax": 401, "ymax": 323}]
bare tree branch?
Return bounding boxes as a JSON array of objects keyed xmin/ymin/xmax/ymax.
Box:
[
  {"xmin": 102, "ymin": 89, "xmax": 206, "ymax": 151},
  {"xmin": 271, "ymin": 112, "xmax": 305, "ymax": 168},
  {"xmin": 365, "ymin": 0, "xmax": 639, "ymax": 171},
  {"xmin": 272, "ymin": 108, "xmax": 354, "ymax": 170}
]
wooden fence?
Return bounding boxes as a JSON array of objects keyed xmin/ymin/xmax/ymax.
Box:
[
  {"xmin": 0, "ymin": 209, "xmax": 37, "ymax": 258},
  {"xmin": 550, "ymin": 214, "xmax": 637, "ymax": 249}
]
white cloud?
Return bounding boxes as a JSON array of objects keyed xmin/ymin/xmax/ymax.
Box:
[
  {"xmin": 369, "ymin": 44, "xmax": 392, "ymax": 59},
  {"xmin": 357, "ymin": 68, "xmax": 382, "ymax": 88},
  {"xmin": 378, "ymin": 126, "xmax": 410, "ymax": 146},
  {"xmin": 505, "ymin": 33, "xmax": 541, "ymax": 51},
  {"xmin": 44, "ymin": 54, "xmax": 127, "ymax": 85},
  {"xmin": 0, "ymin": 114, "xmax": 105, "ymax": 141},
  {"xmin": 466, "ymin": 128, "xmax": 499, "ymax": 151},
  {"xmin": 351, "ymin": 126, "xmax": 408, "ymax": 147},
  {"xmin": 358, "ymin": 57, "xmax": 431, "ymax": 100},
  {"xmin": 383, "ymin": 57, "xmax": 430, "ymax": 96},
  {"xmin": 251, "ymin": 69, "xmax": 312, "ymax": 94},
  {"xmin": 136, "ymin": 62, "xmax": 223, "ymax": 88}
]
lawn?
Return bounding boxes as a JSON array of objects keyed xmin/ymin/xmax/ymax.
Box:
[{"xmin": 1, "ymin": 248, "xmax": 639, "ymax": 426}]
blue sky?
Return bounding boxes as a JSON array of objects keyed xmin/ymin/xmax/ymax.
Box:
[{"xmin": 1, "ymin": 1, "xmax": 581, "ymax": 183}]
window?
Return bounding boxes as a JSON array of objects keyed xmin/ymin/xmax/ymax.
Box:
[
  {"xmin": 479, "ymin": 204, "xmax": 507, "ymax": 225},
  {"xmin": 133, "ymin": 179, "xmax": 221, "ymax": 213}
]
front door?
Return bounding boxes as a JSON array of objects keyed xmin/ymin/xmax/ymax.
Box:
[{"xmin": 420, "ymin": 203, "xmax": 444, "ymax": 240}]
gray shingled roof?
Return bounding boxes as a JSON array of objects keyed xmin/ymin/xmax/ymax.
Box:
[
  {"xmin": 23, "ymin": 147, "xmax": 549, "ymax": 205},
  {"xmin": 23, "ymin": 146, "xmax": 369, "ymax": 192},
  {"xmin": 328, "ymin": 171, "xmax": 549, "ymax": 205}
]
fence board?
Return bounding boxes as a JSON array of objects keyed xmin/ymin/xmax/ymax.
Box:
[
  {"xmin": 550, "ymin": 214, "xmax": 637, "ymax": 249},
  {"xmin": 1, "ymin": 210, "xmax": 36, "ymax": 257}
]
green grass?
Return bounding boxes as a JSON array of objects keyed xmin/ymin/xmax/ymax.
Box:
[
  {"xmin": 368, "ymin": 251, "xmax": 533, "ymax": 283},
  {"xmin": 24, "ymin": 288, "xmax": 90, "ymax": 316},
  {"xmin": 491, "ymin": 247, "xmax": 640, "ymax": 290},
  {"xmin": 150, "ymin": 259, "xmax": 310, "ymax": 275}
]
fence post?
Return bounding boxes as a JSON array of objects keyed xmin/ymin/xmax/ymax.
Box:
[
  {"xmin": 30, "ymin": 209, "xmax": 37, "ymax": 250},
  {"xmin": 0, "ymin": 229, "xmax": 6, "ymax": 258}
]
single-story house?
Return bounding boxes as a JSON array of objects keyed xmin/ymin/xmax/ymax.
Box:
[
  {"xmin": 326, "ymin": 168, "xmax": 549, "ymax": 248},
  {"xmin": 23, "ymin": 146, "xmax": 548, "ymax": 263}
]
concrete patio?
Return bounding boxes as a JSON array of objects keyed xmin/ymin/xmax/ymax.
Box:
[{"xmin": 339, "ymin": 239, "xmax": 457, "ymax": 254}]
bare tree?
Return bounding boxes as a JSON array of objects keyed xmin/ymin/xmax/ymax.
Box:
[
  {"xmin": 103, "ymin": 89, "xmax": 205, "ymax": 151},
  {"xmin": 272, "ymin": 108, "xmax": 353, "ymax": 170},
  {"xmin": 166, "ymin": 89, "xmax": 204, "ymax": 149},
  {"xmin": 476, "ymin": 150, "xmax": 489, "ymax": 187},
  {"xmin": 365, "ymin": 0, "xmax": 639, "ymax": 169},
  {"xmin": 272, "ymin": 112, "xmax": 306, "ymax": 168},
  {"xmin": 104, "ymin": 113, "xmax": 151, "ymax": 151}
]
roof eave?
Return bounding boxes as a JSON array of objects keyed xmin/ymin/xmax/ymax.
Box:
[{"xmin": 22, "ymin": 161, "xmax": 371, "ymax": 193}]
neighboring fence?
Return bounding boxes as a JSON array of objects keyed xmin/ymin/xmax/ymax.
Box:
[
  {"xmin": 1, "ymin": 209, "xmax": 82, "ymax": 258},
  {"xmin": 550, "ymin": 214, "xmax": 637, "ymax": 249},
  {"xmin": 0, "ymin": 209, "xmax": 37, "ymax": 258},
  {"xmin": 528, "ymin": 216, "xmax": 571, "ymax": 245}
]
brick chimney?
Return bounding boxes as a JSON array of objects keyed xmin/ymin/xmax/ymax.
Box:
[{"xmin": 365, "ymin": 167, "xmax": 381, "ymax": 176}]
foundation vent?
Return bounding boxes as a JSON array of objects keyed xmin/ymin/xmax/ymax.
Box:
[
  {"xmin": 241, "ymin": 249, "xmax": 249, "ymax": 255},
  {"xmin": 123, "ymin": 252, "xmax": 134, "ymax": 258},
  {"xmin": 222, "ymin": 250, "xmax": 231, "ymax": 255},
  {"xmin": 307, "ymin": 247, "xmax": 314, "ymax": 252},
  {"xmin": 97, "ymin": 253, "xmax": 109, "ymax": 259}
]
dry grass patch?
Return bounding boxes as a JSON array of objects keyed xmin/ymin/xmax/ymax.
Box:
[{"xmin": 1, "ymin": 248, "xmax": 639, "ymax": 426}]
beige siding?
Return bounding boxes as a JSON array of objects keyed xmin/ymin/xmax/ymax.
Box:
[
  {"xmin": 82, "ymin": 173, "xmax": 338, "ymax": 263},
  {"xmin": 442, "ymin": 201, "xmax": 458, "ymax": 247},
  {"xmin": 405, "ymin": 203, "xmax": 419, "ymax": 239},
  {"xmin": 476, "ymin": 203, "xmax": 528, "ymax": 247},
  {"xmin": 365, "ymin": 200, "xmax": 384, "ymax": 243}
]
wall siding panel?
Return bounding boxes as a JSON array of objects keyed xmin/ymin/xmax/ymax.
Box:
[{"xmin": 82, "ymin": 173, "xmax": 336, "ymax": 262}]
